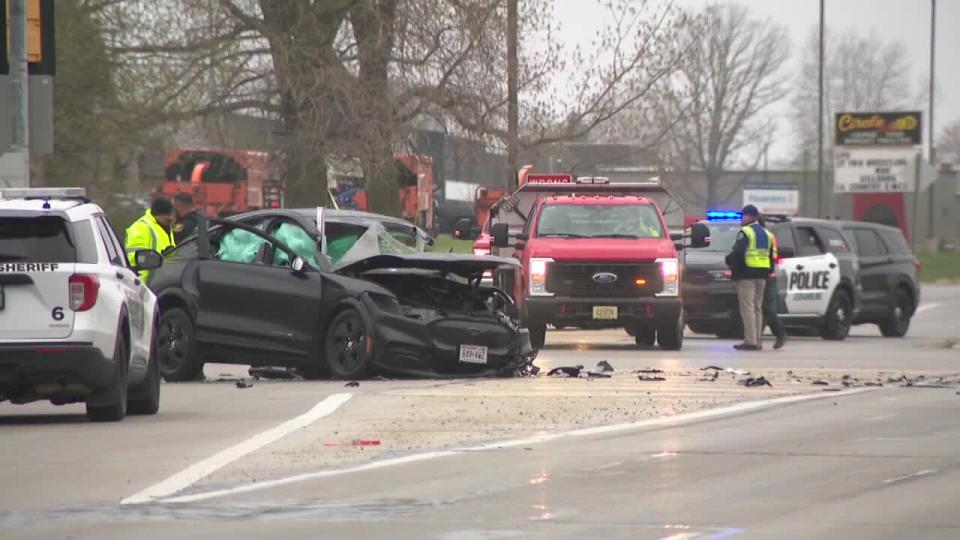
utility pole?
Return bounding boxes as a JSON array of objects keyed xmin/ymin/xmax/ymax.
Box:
[
  {"xmin": 507, "ymin": 0, "xmax": 519, "ymax": 189},
  {"xmin": 816, "ymin": 0, "xmax": 825, "ymax": 218},
  {"xmin": 927, "ymin": 0, "xmax": 936, "ymax": 240},
  {"xmin": 5, "ymin": 0, "xmax": 31, "ymax": 187}
]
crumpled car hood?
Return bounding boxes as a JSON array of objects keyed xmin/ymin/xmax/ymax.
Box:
[{"xmin": 338, "ymin": 253, "xmax": 519, "ymax": 277}]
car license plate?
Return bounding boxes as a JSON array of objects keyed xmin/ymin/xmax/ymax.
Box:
[
  {"xmin": 592, "ymin": 306, "xmax": 618, "ymax": 320},
  {"xmin": 459, "ymin": 345, "xmax": 488, "ymax": 364}
]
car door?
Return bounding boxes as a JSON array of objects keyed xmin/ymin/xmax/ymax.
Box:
[
  {"xmin": 194, "ymin": 222, "xmax": 323, "ymax": 364},
  {"xmin": 848, "ymin": 227, "xmax": 890, "ymax": 317},
  {"xmin": 93, "ymin": 215, "xmax": 151, "ymax": 374},
  {"xmin": 774, "ymin": 224, "xmax": 839, "ymax": 316}
]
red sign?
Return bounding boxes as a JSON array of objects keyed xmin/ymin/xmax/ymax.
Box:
[{"xmin": 525, "ymin": 173, "xmax": 574, "ymax": 184}]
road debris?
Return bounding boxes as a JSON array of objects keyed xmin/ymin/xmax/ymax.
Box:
[
  {"xmin": 344, "ymin": 381, "xmax": 360, "ymax": 388},
  {"xmin": 727, "ymin": 368, "xmax": 750, "ymax": 376},
  {"xmin": 699, "ymin": 371, "xmax": 719, "ymax": 382},
  {"xmin": 701, "ymin": 366, "xmax": 724, "ymax": 371},
  {"xmin": 635, "ymin": 368, "xmax": 665, "ymax": 374},
  {"xmin": 235, "ymin": 380, "xmax": 254, "ymax": 389},
  {"xmin": 596, "ymin": 361, "xmax": 615, "ymax": 373},
  {"xmin": 586, "ymin": 371, "xmax": 613, "ymax": 379},
  {"xmin": 740, "ymin": 376, "xmax": 772, "ymax": 387},
  {"xmin": 638, "ymin": 375, "xmax": 667, "ymax": 382},
  {"xmin": 547, "ymin": 366, "xmax": 583, "ymax": 378},
  {"xmin": 811, "ymin": 380, "xmax": 830, "ymax": 386}
]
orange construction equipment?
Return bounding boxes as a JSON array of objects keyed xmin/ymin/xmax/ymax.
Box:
[{"xmin": 158, "ymin": 148, "xmax": 282, "ymax": 217}]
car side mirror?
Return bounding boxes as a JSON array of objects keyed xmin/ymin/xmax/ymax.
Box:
[
  {"xmin": 490, "ymin": 223, "xmax": 510, "ymax": 247},
  {"xmin": 291, "ymin": 256, "xmax": 307, "ymax": 273},
  {"xmin": 778, "ymin": 246, "xmax": 795, "ymax": 259},
  {"xmin": 670, "ymin": 231, "xmax": 684, "ymax": 242},
  {"xmin": 689, "ymin": 223, "xmax": 711, "ymax": 249},
  {"xmin": 133, "ymin": 249, "xmax": 163, "ymax": 272}
]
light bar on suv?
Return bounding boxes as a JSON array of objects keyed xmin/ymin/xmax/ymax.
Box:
[{"xmin": 0, "ymin": 187, "xmax": 88, "ymax": 200}]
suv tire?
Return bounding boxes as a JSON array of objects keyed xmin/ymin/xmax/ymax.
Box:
[
  {"xmin": 657, "ymin": 314, "xmax": 684, "ymax": 351},
  {"xmin": 528, "ymin": 324, "xmax": 547, "ymax": 350},
  {"xmin": 820, "ymin": 289, "xmax": 852, "ymax": 341},
  {"xmin": 879, "ymin": 288, "xmax": 912, "ymax": 338},
  {"xmin": 86, "ymin": 333, "xmax": 128, "ymax": 422},
  {"xmin": 128, "ymin": 325, "xmax": 161, "ymax": 415}
]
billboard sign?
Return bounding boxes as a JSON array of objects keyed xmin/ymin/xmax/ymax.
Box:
[
  {"xmin": 742, "ymin": 184, "xmax": 800, "ymax": 215},
  {"xmin": 834, "ymin": 111, "xmax": 921, "ymax": 146},
  {"xmin": 834, "ymin": 147, "xmax": 916, "ymax": 193}
]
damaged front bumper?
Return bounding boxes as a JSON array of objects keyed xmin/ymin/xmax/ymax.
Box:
[{"xmin": 363, "ymin": 298, "xmax": 535, "ymax": 378}]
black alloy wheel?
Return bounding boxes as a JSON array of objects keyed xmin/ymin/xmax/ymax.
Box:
[
  {"xmin": 157, "ymin": 308, "xmax": 203, "ymax": 382},
  {"xmin": 820, "ymin": 289, "xmax": 852, "ymax": 341},
  {"xmin": 879, "ymin": 288, "xmax": 912, "ymax": 338},
  {"xmin": 325, "ymin": 309, "xmax": 372, "ymax": 380}
]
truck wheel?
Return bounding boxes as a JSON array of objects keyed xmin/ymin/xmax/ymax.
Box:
[
  {"xmin": 528, "ymin": 324, "xmax": 546, "ymax": 350},
  {"xmin": 86, "ymin": 333, "xmax": 128, "ymax": 422},
  {"xmin": 128, "ymin": 326, "xmax": 161, "ymax": 415},
  {"xmin": 657, "ymin": 315, "xmax": 684, "ymax": 351},
  {"xmin": 325, "ymin": 308, "xmax": 373, "ymax": 380},
  {"xmin": 634, "ymin": 327, "xmax": 656, "ymax": 347},
  {"xmin": 820, "ymin": 289, "xmax": 852, "ymax": 341},
  {"xmin": 879, "ymin": 288, "xmax": 912, "ymax": 338},
  {"xmin": 157, "ymin": 308, "xmax": 204, "ymax": 382}
]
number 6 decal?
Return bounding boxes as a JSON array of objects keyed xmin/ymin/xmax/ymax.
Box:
[{"xmin": 52, "ymin": 307, "xmax": 64, "ymax": 321}]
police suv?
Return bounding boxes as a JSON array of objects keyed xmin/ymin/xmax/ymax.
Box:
[
  {"xmin": 684, "ymin": 212, "xmax": 862, "ymax": 340},
  {"xmin": 0, "ymin": 188, "xmax": 163, "ymax": 421}
]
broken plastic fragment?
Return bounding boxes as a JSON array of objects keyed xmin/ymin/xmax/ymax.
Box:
[
  {"xmin": 638, "ymin": 375, "xmax": 667, "ymax": 382},
  {"xmin": 235, "ymin": 380, "xmax": 254, "ymax": 389},
  {"xmin": 547, "ymin": 366, "xmax": 583, "ymax": 378},
  {"xmin": 740, "ymin": 376, "xmax": 772, "ymax": 387},
  {"xmin": 344, "ymin": 381, "xmax": 360, "ymax": 388},
  {"xmin": 596, "ymin": 361, "xmax": 615, "ymax": 373}
]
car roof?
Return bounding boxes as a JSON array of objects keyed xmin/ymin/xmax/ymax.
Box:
[
  {"xmin": 0, "ymin": 199, "xmax": 104, "ymax": 221},
  {"xmin": 837, "ymin": 220, "xmax": 904, "ymax": 234},
  {"xmin": 235, "ymin": 208, "xmax": 418, "ymax": 227}
]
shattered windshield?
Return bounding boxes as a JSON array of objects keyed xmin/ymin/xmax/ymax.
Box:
[
  {"xmin": 536, "ymin": 203, "xmax": 664, "ymax": 239},
  {"xmin": 333, "ymin": 222, "xmax": 422, "ymax": 269}
]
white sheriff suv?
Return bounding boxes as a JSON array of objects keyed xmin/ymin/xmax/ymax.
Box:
[{"xmin": 0, "ymin": 188, "xmax": 163, "ymax": 421}]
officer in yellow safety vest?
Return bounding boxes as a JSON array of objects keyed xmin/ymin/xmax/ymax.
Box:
[
  {"xmin": 125, "ymin": 198, "xmax": 176, "ymax": 282},
  {"xmin": 724, "ymin": 204, "xmax": 775, "ymax": 351}
]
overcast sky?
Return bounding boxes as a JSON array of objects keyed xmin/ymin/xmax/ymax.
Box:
[{"xmin": 552, "ymin": 0, "xmax": 958, "ymax": 165}]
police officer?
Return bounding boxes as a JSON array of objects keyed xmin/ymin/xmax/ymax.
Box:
[
  {"xmin": 173, "ymin": 192, "xmax": 201, "ymax": 244},
  {"xmin": 125, "ymin": 197, "xmax": 176, "ymax": 281},
  {"xmin": 724, "ymin": 205, "xmax": 775, "ymax": 351},
  {"xmin": 758, "ymin": 215, "xmax": 787, "ymax": 350}
]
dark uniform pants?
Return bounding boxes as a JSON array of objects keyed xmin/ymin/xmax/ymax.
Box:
[{"xmin": 763, "ymin": 276, "xmax": 786, "ymax": 340}]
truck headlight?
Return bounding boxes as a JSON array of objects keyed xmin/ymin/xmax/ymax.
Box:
[
  {"xmin": 657, "ymin": 257, "xmax": 679, "ymax": 296},
  {"xmin": 529, "ymin": 257, "xmax": 554, "ymax": 296}
]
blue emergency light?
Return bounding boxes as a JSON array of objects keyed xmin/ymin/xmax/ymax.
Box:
[{"xmin": 706, "ymin": 211, "xmax": 742, "ymax": 221}]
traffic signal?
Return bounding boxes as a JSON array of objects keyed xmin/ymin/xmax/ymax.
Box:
[{"xmin": 0, "ymin": 0, "xmax": 55, "ymax": 76}]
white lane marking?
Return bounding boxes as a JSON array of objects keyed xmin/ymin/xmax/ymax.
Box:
[
  {"xmin": 915, "ymin": 303, "xmax": 941, "ymax": 314},
  {"xmin": 661, "ymin": 533, "xmax": 702, "ymax": 540},
  {"xmin": 122, "ymin": 393, "xmax": 353, "ymax": 505},
  {"xmin": 882, "ymin": 469, "xmax": 938, "ymax": 485},
  {"xmin": 161, "ymin": 388, "xmax": 875, "ymax": 504},
  {"xmin": 868, "ymin": 414, "xmax": 896, "ymax": 421}
]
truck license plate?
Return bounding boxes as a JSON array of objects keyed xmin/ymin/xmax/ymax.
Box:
[
  {"xmin": 459, "ymin": 345, "xmax": 488, "ymax": 364},
  {"xmin": 592, "ymin": 306, "xmax": 618, "ymax": 320}
]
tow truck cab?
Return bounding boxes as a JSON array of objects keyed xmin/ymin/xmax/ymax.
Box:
[{"xmin": 488, "ymin": 175, "xmax": 703, "ymax": 350}]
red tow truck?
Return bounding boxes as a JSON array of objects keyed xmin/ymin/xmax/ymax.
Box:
[{"xmin": 486, "ymin": 173, "xmax": 704, "ymax": 350}]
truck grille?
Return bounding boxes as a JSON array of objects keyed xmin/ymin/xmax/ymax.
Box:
[{"xmin": 546, "ymin": 262, "xmax": 662, "ymax": 297}]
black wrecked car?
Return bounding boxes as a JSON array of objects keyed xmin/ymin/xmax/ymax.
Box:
[{"xmin": 147, "ymin": 215, "xmax": 534, "ymax": 381}]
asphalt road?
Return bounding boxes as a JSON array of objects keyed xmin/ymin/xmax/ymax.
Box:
[{"xmin": 0, "ymin": 285, "xmax": 957, "ymax": 539}]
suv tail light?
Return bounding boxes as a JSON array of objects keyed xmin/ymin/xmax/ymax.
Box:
[{"xmin": 69, "ymin": 274, "xmax": 100, "ymax": 312}]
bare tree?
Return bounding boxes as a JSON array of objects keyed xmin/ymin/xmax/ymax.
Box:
[
  {"xmin": 94, "ymin": 0, "xmax": 693, "ymax": 215},
  {"xmin": 647, "ymin": 4, "xmax": 789, "ymax": 208},
  {"xmin": 793, "ymin": 27, "xmax": 914, "ymax": 163}
]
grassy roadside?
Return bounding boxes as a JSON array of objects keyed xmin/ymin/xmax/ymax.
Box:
[
  {"xmin": 430, "ymin": 234, "xmax": 474, "ymax": 254},
  {"xmin": 918, "ymin": 252, "xmax": 960, "ymax": 283}
]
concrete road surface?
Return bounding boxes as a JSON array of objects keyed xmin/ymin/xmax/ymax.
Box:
[{"xmin": 0, "ymin": 285, "xmax": 957, "ymax": 539}]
